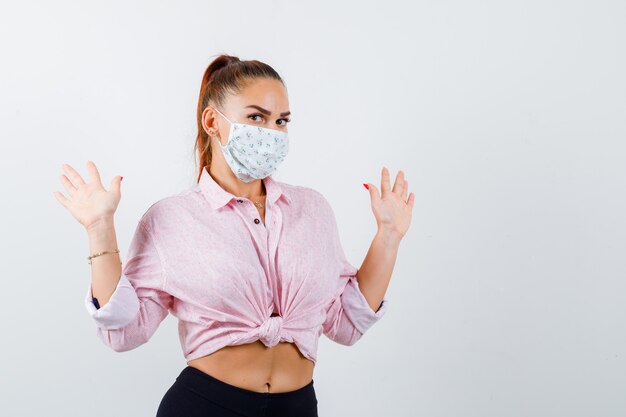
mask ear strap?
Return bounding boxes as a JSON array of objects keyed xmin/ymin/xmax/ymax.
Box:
[{"xmin": 214, "ymin": 107, "xmax": 231, "ymax": 124}]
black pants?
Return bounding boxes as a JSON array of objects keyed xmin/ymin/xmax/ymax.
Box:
[{"xmin": 156, "ymin": 366, "xmax": 318, "ymax": 417}]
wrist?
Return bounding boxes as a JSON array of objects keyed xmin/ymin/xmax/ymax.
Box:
[
  {"xmin": 86, "ymin": 218, "xmax": 117, "ymax": 244},
  {"xmin": 86, "ymin": 216, "xmax": 115, "ymax": 234},
  {"xmin": 375, "ymin": 227, "xmax": 403, "ymax": 249},
  {"xmin": 87, "ymin": 218, "xmax": 120, "ymax": 261}
]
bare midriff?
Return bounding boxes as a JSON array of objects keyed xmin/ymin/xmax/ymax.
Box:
[
  {"xmin": 187, "ymin": 198, "xmax": 315, "ymax": 394},
  {"xmin": 187, "ymin": 340, "xmax": 315, "ymax": 393}
]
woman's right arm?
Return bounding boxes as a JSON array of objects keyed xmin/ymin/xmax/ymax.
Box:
[
  {"xmin": 54, "ymin": 161, "xmax": 172, "ymax": 353},
  {"xmin": 86, "ymin": 217, "xmax": 124, "ymax": 313},
  {"xmin": 85, "ymin": 217, "xmax": 173, "ymax": 352}
]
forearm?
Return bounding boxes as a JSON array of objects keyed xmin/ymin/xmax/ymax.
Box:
[
  {"xmin": 87, "ymin": 216, "xmax": 123, "ymax": 308},
  {"xmin": 355, "ymin": 227, "xmax": 401, "ymax": 312}
]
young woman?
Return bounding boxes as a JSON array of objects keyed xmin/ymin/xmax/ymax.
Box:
[{"xmin": 54, "ymin": 54, "xmax": 414, "ymax": 416}]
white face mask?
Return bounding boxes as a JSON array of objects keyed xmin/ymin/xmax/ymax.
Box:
[{"xmin": 212, "ymin": 107, "xmax": 289, "ymax": 183}]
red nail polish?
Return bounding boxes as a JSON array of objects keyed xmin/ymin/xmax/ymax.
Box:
[
  {"xmin": 120, "ymin": 176, "xmax": 124, "ymax": 181},
  {"xmin": 363, "ymin": 183, "xmax": 369, "ymax": 190}
]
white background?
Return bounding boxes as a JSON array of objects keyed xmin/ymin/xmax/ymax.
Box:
[{"xmin": 1, "ymin": 0, "xmax": 625, "ymax": 416}]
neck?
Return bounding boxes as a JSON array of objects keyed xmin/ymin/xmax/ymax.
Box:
[{"xmin": 208, "ymin": 165, "xmax": 266, "ymax": 200}]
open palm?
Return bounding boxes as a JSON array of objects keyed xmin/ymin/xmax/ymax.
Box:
[
  {"xmin": 53, "ymin": 161, "xmax": 123, "ymax": 230},
  {"xmin": 365, "ymin": 166, "xmax": 415, "ymax": 240}
]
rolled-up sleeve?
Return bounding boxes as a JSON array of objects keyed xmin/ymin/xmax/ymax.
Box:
[
  {"xmin": 84, "ymin": 274, "xmax": 140, "ymax": 329},
  {"xmin": 84, "ymin": 219, "xmax": 173, "ymax": 352},
  {"xmin": 320, "ymin": 196, "xmax": 389, "ymax": 346}
]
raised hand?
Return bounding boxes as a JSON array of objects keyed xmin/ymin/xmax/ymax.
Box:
[
  {"xmin": 364, "ymin": 166, "xmax": 415, "ymax": 241},
  {"xmin": 53, "ymin": 161, "xmax": 123, "ymax": 231}
]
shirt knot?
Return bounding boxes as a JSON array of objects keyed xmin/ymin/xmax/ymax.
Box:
[{"xmin": 258, "ymin": 315, "xmax": 283, "ymax": 347}]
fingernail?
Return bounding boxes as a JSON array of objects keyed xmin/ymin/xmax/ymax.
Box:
[
  {"xmin": 363, "ymin": 183, "xmax": 369, "ymax": 190},
  {"xmin": 120, "ymin": 176, "xmax": 124, "ymax": 181}
]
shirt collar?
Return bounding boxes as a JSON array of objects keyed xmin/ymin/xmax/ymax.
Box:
[{"xmin": 197, "ymin": 166, "xmax": 292, "ymax": 210}]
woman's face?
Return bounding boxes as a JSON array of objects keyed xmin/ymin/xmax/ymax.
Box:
[{"xmin": 205, "ymin": 77, "xmax": 291, "ymax": 147}]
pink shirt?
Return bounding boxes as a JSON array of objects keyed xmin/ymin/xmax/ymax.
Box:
[{"xmin": 84, "ymin": 166, "xmax": 388, "ymax": 363}]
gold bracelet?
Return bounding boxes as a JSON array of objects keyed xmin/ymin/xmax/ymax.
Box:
[{"xmin": 87, "ymin": 249, "xmax": 121, "ymax": 265}]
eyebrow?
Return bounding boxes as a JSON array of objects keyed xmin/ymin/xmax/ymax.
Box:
[{"xmin": 245, "ymin": 105, "xmax": 291, "ymax": 117}]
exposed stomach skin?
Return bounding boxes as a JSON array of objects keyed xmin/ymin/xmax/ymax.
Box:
[{"xmin": 186, "ymin": 340, "xmax": 315, "ymax": 393}]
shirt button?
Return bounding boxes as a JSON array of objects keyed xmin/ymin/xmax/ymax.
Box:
[
  {"xmin": 254, "ymin": 218, "xmax": 260, "ymax": 224},
  {"xmin": 237, "ymin": 199, "xmax": 244, "ymax": 203}
]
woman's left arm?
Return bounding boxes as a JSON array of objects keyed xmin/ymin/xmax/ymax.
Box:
[{"xmin": 358, "ymin": 166, "xmax": 415, "ymax": 312}]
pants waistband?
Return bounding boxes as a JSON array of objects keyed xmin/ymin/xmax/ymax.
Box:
[{"xmin": 175, "ymin": 366, "xmax": 316, "ymax": 415}]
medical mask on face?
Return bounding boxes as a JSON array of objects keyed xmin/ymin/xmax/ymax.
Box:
[{"xmin": 212, "ymin": 107, "xmax": 289, "ymax": 183}]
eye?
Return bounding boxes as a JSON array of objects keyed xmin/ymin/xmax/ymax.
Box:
[{"xmin": 248, "ymin": 113, "xmax": 291, "ymax": 126}]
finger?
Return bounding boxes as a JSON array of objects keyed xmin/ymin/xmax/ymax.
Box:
[
  {"xmin": 366, "ymin": 182, "xmax": 382, "ymax": 206},
  {"xmin": 53, "ymin": 191, "xmax": 71, "ymax": 209},
  {"xmin": 381, "ymin": 166, "xmax": 392, "ymax": 197},
  {"xmin": 60, "ymin": 174, "xmax": 77, "ymax": 196},
  {"xmin": 62, "ymin": 163, "xmax": 86, "ymax": 188},
  {"xmin": 407, "ymin": 192, "xmax": 415, "ymax": 209},
  {"xmin": 402, "ymin": 179, "xmax": 408, "ymax": 202},
  {"xmin": 392, "ymin": 170, "xmax": 405, "ymax": 195},
  {"xmin": 110, "ymin": 175, "xmax": 123, "ymax": 194},
  {"xmin": 86, "ymin": 160, "xmax": 102, "ymax": 186}
]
